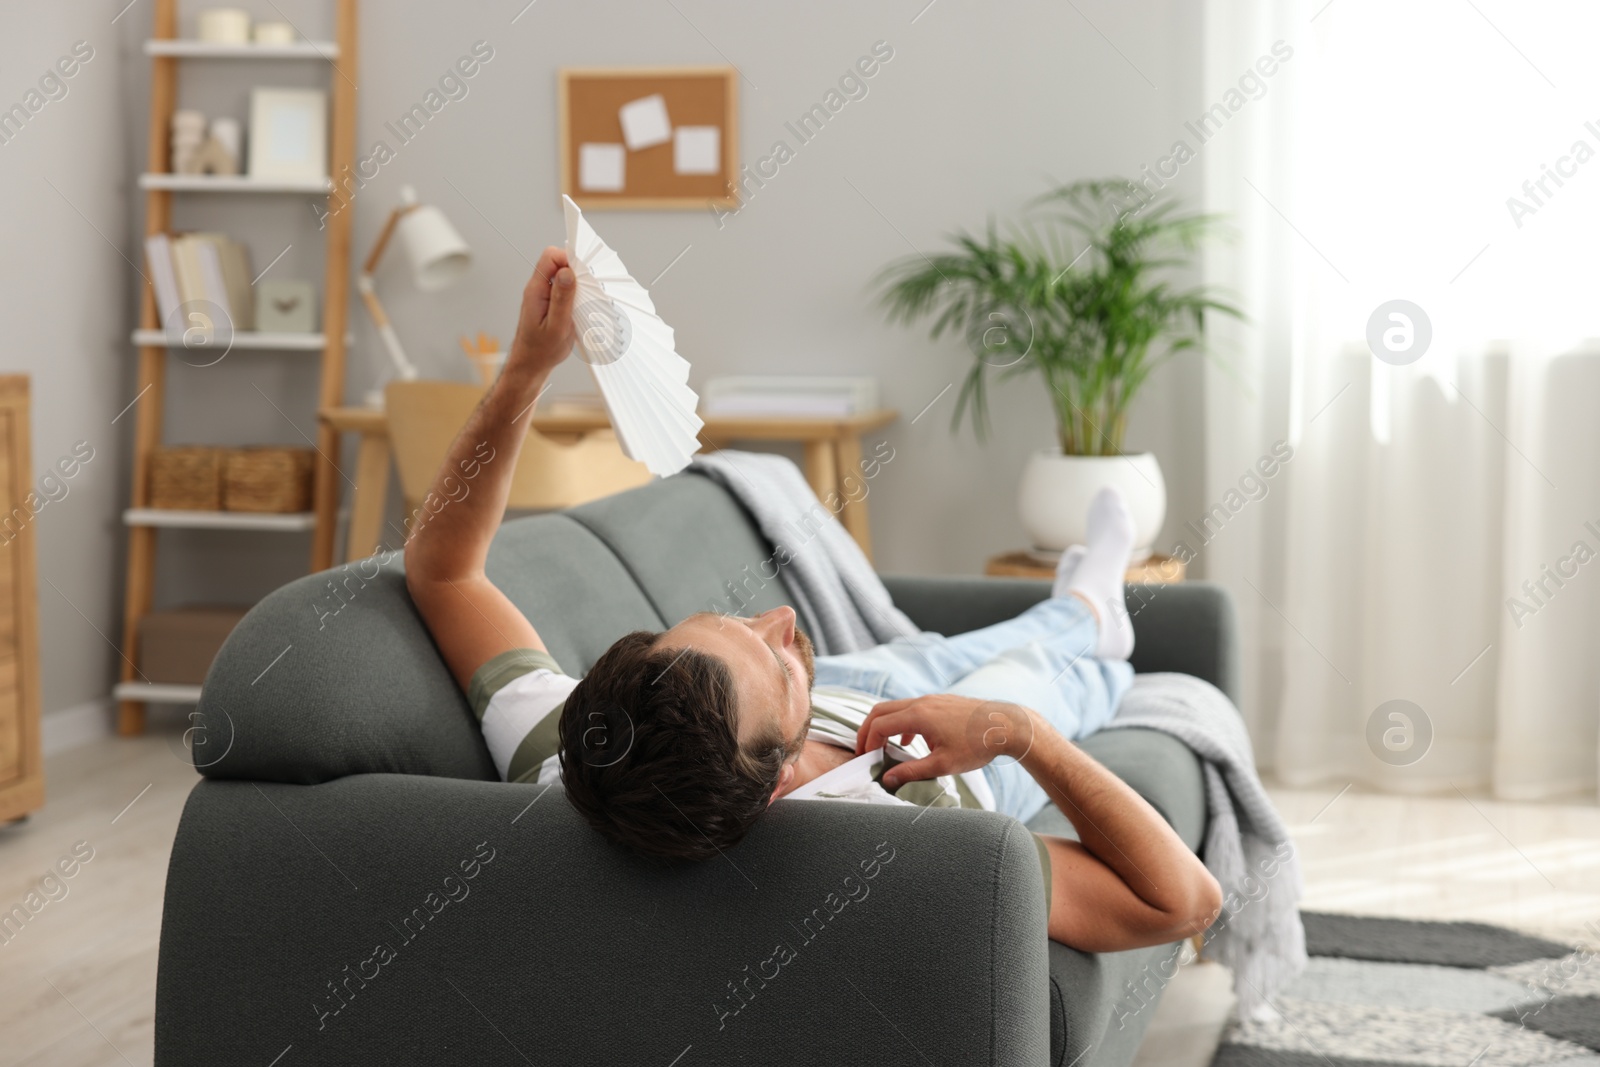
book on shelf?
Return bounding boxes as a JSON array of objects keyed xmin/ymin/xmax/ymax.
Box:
[
  {"xmin": 701, "ymin": 376, "xmax": 878, "ymax": 418},
  {"xmin": 216, "ymin": 239, "xmax": 253, "ymax": 329},
  {"xmin": 144, "ymin": 233, "xmax": 182, "ymax": 327},
  {"xmin": 196, "ymin": 242, "xmax": 231, "ymax": 329},
  {"xmin": 143, "ymin": 232, "xmax": 256, "ymax": 334}
]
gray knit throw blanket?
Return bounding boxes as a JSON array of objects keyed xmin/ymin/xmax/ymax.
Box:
[
  {"xmin": 1106, "ymin": 672, "xmax": 1307, "ymax": 1020},
  {"xmin": 689, "ymin": 450, "xmax": 918, "ymax": 655},
  {"xmin": 693, "ymin": 451, "xmax": 1304, "ymax": 1016}
]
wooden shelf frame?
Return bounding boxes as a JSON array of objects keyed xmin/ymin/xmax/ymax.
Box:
[{"xmin": 117, "ymin": 0, "xmax": 358, "ymax": 736}]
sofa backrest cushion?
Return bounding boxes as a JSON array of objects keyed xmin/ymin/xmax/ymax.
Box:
[
  {"xmin": 560, "ymin": 469, "xmax": 797, "ymax": 625},
  {"xmin": 196, "ymin": 474, "xmax": 784, "ymax": 785}
]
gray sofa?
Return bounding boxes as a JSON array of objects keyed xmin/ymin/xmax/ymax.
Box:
[{"xmin": 155, "ymin": 471, "xmax": 1238, "ymax": 1067}]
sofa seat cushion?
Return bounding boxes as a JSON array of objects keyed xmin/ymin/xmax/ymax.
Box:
[{"xmin": 1025, "ymin": 727, "xmax": 1206, "ymax": 848}]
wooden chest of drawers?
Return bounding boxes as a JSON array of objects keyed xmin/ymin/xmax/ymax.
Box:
[{"xmin": 0, "ymin": 376, "xmax": 42, "ymax": 822}]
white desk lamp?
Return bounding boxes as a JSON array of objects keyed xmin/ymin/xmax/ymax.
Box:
[{"xmin": 357, "ymin": 184, "xmax": 471, "ymax": 405}]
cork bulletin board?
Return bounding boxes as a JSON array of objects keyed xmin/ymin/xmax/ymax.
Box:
[{"xmin": 558, "ymin": 66, "xmax": 739, "ymax": 210}]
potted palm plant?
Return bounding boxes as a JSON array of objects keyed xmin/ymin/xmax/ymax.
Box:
[{"xmin": 875, "ymin": 179, "xmax": 1241, "ymax": 557}]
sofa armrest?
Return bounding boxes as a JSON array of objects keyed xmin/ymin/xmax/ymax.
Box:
[
  {"xmin": 881, "ymin": 575, "xmax": 1240, "ymax": 706},
  {"xmin": 196, "ymin": 512, "xmax": 676, "ymax": 786},
  {"xmin": 192, "ymin": 559, "xmax": 497, "ymax": 785},
  {"xmin": 882, "ymin": 574, "xmax": 1058, "ymax": 638},
  {"xmin": 157, "ymin": 775, "xmax": 1051, "ymax": 1066}
]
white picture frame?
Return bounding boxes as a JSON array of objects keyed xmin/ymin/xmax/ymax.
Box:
[{"xmin": 247, "ymin": 88, "xmax": 327, "ymax": 183}]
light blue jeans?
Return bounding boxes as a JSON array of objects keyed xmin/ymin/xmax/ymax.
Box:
[{"xmin": 811, "ymin": 595, "xmax": 1132, "ymax": 824}]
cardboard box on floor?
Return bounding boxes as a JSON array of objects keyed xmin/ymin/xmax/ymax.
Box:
[{"xmin": 138, "ymin": 605, "xmax": 251, "ymax": 685}]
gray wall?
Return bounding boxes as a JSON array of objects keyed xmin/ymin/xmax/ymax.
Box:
[
  {"xmin": 1, "ymin": 8, "xmax": 133, "ymax": 734},
  {"xmin": 10, "ymin": 0, "xmax": 1211, "ymax": 728},
  {"xmin": 347, "ymin": 0, "xmax": 1209, "ymax": 576}
]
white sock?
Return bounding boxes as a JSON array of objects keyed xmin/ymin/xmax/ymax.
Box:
[
  {"xmin": 1051, "ymin": 545, "xmax": 1087, "ymax": 599},
  {"xmin": 1067, "ymin": 487, "xmax": 1137, "ymax": 660}
]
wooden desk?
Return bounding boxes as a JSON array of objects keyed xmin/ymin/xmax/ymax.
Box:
[{"xmin": 320, "ymin": 406, "xmax": 899, "ymax": 564}]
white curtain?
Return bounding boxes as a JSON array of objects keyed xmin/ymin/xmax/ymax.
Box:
[{"xmin": 1200, "ymin": 0, "xmax": 1600, "ymax": 800}]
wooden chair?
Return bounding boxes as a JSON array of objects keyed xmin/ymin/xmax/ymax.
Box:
[{"xmin": 384, "ymin": 380, "xmax": 650, "ymax": 516}]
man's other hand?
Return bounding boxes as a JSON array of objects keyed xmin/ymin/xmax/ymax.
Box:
[
  {"xmin": 855, "ymin": 694, "xmax": 1039, "ymax": 789},
  {"xmin": 507, "ymin": 246, "xmax": 578, "ymax": 379}
]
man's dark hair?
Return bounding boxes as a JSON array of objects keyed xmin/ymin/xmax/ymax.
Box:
[{"xmin": 558, "ymin": 630, "xmax": 790, "ymax": 862}]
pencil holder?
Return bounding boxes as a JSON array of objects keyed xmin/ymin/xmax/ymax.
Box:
[{"xmin": 467, "ymin": 350, "xmax": 505, "ymax": 386}]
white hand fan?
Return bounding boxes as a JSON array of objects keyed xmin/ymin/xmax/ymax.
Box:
[{"xmin": 563, "ymin": 195, "xmax": 703, "ymax": 477}]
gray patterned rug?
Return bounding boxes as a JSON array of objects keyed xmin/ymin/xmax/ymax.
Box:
[{"xmin": 1211, "ymin": 912, "xmax": 1600, "ymax": 1067}]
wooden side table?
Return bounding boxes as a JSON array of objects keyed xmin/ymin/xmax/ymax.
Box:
[
  {"xmin": 321, "ymin": 405, "xmax": 899, "ymax": 564},
  {"xmin": 985, "ymin": 550, "xmax": 1188, "ymax": 584}
]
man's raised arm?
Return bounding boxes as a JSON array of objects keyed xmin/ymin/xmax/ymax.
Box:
[{"xmin": 403, "ymin": 247, "xmax": 577, "ymax": 690}]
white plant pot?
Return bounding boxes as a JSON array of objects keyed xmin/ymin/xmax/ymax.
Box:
[{"xmin": 1017, "ymin": 451, "xmax": 1166, "ymax": 560}]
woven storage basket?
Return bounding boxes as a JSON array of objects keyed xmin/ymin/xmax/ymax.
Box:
[
  {"xmin": 149, "ymin": 446, "xmax": 224, "ymax": 510},
  {"xmin": 223, "ymin": 447, "xmax": 314, "ymax": 512}
]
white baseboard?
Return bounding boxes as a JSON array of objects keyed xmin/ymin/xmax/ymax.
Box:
[{"xmin": 41, "ymin": 698, "xmax": 114, "ymax": 756}]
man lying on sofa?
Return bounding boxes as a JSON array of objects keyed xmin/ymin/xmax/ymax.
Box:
[{"xmin": 405, "ymin": 249, "xmax": 1222, "ymax": 954}]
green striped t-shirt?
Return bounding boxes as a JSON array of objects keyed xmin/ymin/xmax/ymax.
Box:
[{"xmin": 469, "ymin": 649, "xmax": 1053, "ymax": 912}]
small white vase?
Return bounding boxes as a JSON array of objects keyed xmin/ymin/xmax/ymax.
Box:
[{"xmin": 1017, "ymin": 450, "xmax": 1166, "ymax": 560}]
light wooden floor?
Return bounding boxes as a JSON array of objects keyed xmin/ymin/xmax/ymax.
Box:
[
  {"xmin": 1, "ymin": 726, "xmax": 197, "ymax": 1067},
  {"xmin": 1133, "ymin": 779, "xmax": 1600, "ymax": 1067},
  {"xmin": 1270, "ymin": 779, "xmax": 1600, "ymax": 948},
  {"xmin": 3, "ymin": 728, "xmax": 1598, "ymax": 1067}
]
